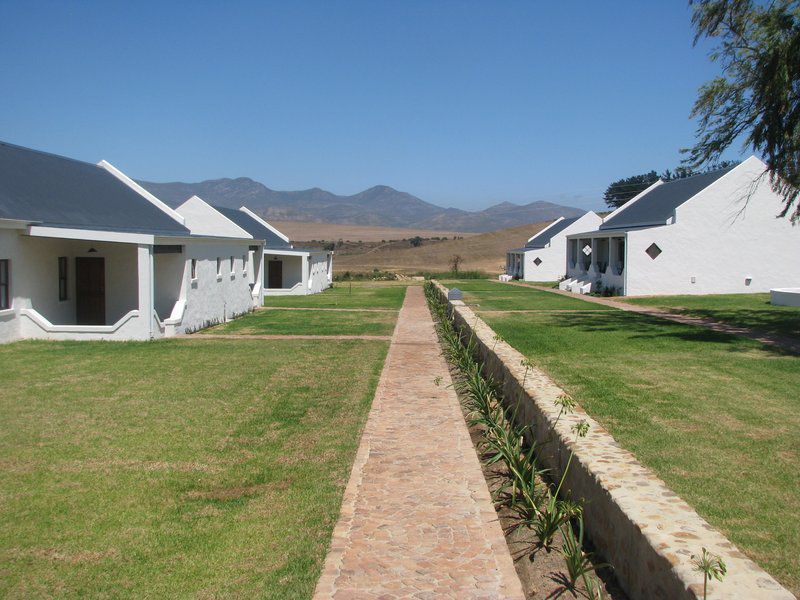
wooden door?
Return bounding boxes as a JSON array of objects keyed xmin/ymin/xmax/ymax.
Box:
[
  {"xmin": 267, "ymin": 260, "xmax": 283, "ymax": 289},
  {"xmin": 76, "ymin": 257, "xmax": 105, "ymax": 325}
]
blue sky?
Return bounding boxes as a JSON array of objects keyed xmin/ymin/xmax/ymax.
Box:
[{"xmin": 0, "ymin": 1, "xmax": 743, "ymax": 211}]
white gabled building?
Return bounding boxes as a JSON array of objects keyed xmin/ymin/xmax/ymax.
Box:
[
  {"xmin": 213, "ymin": 206, "xmax": 333, "ymax": 296},
  {"xmin": 560, "ymin": 156, "xmax": 800, "ymax": 296},
  {"xmin": 173, "ymin": 196, "xmax": 264, "ymax": 331},
  {"xmin": 0, "ymin": 141, "xmax": 262, "ymax": 343},
  {"xmin": 506, "ymin": 212, "xmax": 602, "ymax": 282}
]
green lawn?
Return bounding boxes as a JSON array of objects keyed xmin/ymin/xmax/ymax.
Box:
[
  {"xmin": 440, "ymin": 279, "xmax": 612, "ymax": 311},
  {"xmin": 0, "ymin": 338, "xmax": 388, "ymax": 598},
  {"xmin": 208, "ymin": 309, "xmax": 397, "ymax": 336},
  {"xmin": 264, "ymin": 283, "xmax": 408, "ymax": 309},
  {"xmin": 621, "ymin": 293, "xmax": 800, "ymax": 340},
  {"xmin": 481, "ymin": 310, "xmax": 800, "ymax": 594}
]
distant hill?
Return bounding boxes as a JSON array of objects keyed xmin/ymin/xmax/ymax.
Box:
[
  {"xmin": 140, "ymin": 177, "xmax": 585, "ymax": 233},
  {"xmin": 334, "ymin": 220, "xmax": 553, "ymax": 274}
]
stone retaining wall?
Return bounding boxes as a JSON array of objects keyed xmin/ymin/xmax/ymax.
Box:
[{"xmin": 432, "ymin": 281, "xmax": 794, "ymax": 600}]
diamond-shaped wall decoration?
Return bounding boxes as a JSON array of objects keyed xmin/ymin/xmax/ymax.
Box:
[
  {"xmin": 582, "ymin": 245, "xmax": 592, "ymax": 256},
  {"xmin": 533, "ymin": 257, "xmax": 542, "ymax": 266},
  {"xmin": 646, "ymin": 243, "xmax": 662, "ymax": 260}
]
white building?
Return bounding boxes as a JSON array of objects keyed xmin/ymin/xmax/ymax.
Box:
[
  {"xmin": 173, "ymin": 196, "xmax": 264, "ymax": 332},
  {"xmin": 560, "ymin": 156, "xmax": 800, "ymax": 296},
  {"xmin": 213, "ymin": 206, "xmax": 333, "ymax": 296},
  {"xmin": 506, "ymin": 212, "xmax": 602, "ymax": 281},
  {"xmin": 0, "ymin": 141, "xmax": 262, "ymax": 343}
]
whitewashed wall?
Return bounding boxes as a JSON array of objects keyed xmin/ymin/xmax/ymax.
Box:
[
  {"xmin": 307, "ymin": 252, "xmax": 332, "ymax": 294},
  {"xmin": 519, "ymin": 213, "xmax": 603, "ymax": 281},
  {"xmin": 625, "ymin": 158, "xmax": 800, "ymax": 295},
  {"xmin": 154, "ymin": 251, "xmax": 185, "ymax": 318},
  {"xmin": 179, "ymin": 240, "xmax": 256, "ymax": 332}
]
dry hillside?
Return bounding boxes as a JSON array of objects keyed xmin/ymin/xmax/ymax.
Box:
[
  {"xmin": 333, "ymin": 220, "xmax": 552, "ymax": 274},
  {"xmin": 272, "ymin": 221, "xmax": 475, "ymax": 243}
]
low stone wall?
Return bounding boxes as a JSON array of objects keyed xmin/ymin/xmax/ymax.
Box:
[{"xmin": 432, "ymin": 282, "xmax": 794, "ymax": 600}]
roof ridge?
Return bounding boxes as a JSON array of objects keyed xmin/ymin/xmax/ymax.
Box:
[{"xmin": 0, "ymin": 139, "xmax": 100, "ymax": 169}]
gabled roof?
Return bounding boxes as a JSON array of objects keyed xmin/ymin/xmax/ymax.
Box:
[
  {"xmin": 175, "ymin": 196, "xmax": 252, "ymax": 239},
  {"xmin": 213, "ymin": 206, "xmax": 292, "ymax": 249},
  {"xmin": 600, "ymin": 166, "xmax": 736, "ymax": 230},
  {"xmin": 0, "ymin": 140, "xmax": 190, "ymax": 236},
  {"xmin": 525, "ymin": 216, "xmax": 581, "ymax": 248}
]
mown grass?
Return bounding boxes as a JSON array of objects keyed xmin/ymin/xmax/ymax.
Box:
[
  {"xmin": 264, "ymin": 283, "xmax": 407, "ymax": 309},
  {"xmin": 0, "ymin": 338, "xmax": 388, "ymax": 598},
  {"xmin": 440, "ymin": 279, "xmax": 612, "ymax": 311},
  {"xmin": 209, "ymin": 309, "xmax": 397, "ymax": 336},
  {"xmin": 481, "ymin": 310, "xmax": 800, "ymax": 594},
  {"xmin": 621, "ymin": 293, "xmax": 800, "ymax": 341}
]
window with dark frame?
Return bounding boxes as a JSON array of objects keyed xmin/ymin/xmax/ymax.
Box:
[
  {"xmin": 191, "ymin": 258, "xmax": 197, "ymax": 280},
  {"xmin": 58, "ymin": 257, "xmax": 68, "ymax": 301},
  {"xmin": 0, "ymin": 259, "xmax": 9, "ymax": 310}
]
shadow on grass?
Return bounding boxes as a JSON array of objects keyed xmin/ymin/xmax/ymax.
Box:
[
  {"xmin": 496, "ymin": 311, "xmax": 796, "ymax": 357},
  {"xmin": 672, "ymin": 308, "xmax": 800, "ymax": 339}
]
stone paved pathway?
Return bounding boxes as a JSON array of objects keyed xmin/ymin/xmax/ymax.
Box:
[
  {"xmin": 509, "ymin": 281, "xmax": 800, "ymax": 354},
  {"xmin": 313, "ymin": 286, "xmax": 524, "ymax": 600}
]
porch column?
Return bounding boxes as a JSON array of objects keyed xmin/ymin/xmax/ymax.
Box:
[
  {"xmin": 302, "ymin": 255, "xmax": 310, "ymax": 294},
  {"xmin": 253, "ymin": 250, "xmax": 264, "ymax": 304},
  {"xmin": 137, "ymin": 244, "xmax": 155, "ymax": 339}
]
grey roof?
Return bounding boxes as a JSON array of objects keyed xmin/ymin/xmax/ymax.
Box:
[
  {"xmin": 600, "ymin": 166, "xmax": 735, "ymax": 230},
  {"xmin": 213, "ymin": 206, "xmax": 292, "ymax": 249},
  {"xmin": 525, "ymin": 216, "xmax": 581, "ymax": 248},
  {"xmin": 0, "ymin": 140, "xmax": 190, "ymax": 236}
]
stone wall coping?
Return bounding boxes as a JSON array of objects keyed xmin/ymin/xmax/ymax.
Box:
[{"xmin": 432, "ymin": 281, "xmax": 794, "ymax": 600}]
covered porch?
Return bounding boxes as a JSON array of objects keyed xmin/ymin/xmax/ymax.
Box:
[
  {"xmin": 13, "ymin": 228, "xmax": 183, "ymax": 340},
  {"xmin": 263, "ymin": 249, "xmax": 310, "ymax": 295},
  {"xmin": 562, "ymin": 232, "xmax": 626, "ymax": 295},
  {"xmin": 505, "ymin": 251, "xmax": 524, "ymax": 279}
]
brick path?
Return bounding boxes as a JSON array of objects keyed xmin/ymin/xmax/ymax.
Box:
[{"xmin": 313, "ymin": 286, "xmax": 524, "ymax": 600}]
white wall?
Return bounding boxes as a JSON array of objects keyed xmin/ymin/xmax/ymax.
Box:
[
  {"xmin": 154, "ymin": 251, "xmax": 185, "ymax": 319},
  {"xmin": 307, "ymin": 252, "xmax": 332, "ymax": 294},
  {"xmin": 519, "ymin": 213, "xmax": 603, "ymax": 282},
  {"xmin": 625, "ymin": 159, "xmax": 800, "ymax": 295},
  {"xmin": 179, "ymin": 239, "xmax": 255, "ymax": 332}
]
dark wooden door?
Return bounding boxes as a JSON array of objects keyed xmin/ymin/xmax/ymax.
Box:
[
  {"xmin": 76, "ymin": 257, "xmax": 105, "ymax": 325},
  {"xmin": 267, "ymin": 260, "xmax": 283, "ymax": 289}
]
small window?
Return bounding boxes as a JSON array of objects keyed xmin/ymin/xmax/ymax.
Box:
[
  {"xmin": 191, "ymin": 258, "xmax": 197, "ymax": 280},
  {"xmin": 58, "ymin": 257, "xmax": 68, "ymax": 300},
  {"xmin": 645, "ymin": 243, "xmax": 662, "ymax": 260},
  {"xmin": 216, "ymin": 257, "xmax": 222, "ymax": 276},
  {"xmin": 230, "ymin": 256, "xmax": 235, "ymax": 274},
  {"xmin": 533, "ymin": 257, "xmax": 542, "ymax": 266},
  {"xmin": 0, "ymin": 259, "xmax": 9, "ymax": 310}
]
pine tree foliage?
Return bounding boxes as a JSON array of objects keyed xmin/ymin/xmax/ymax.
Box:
[
  {"xmin": 603, "ymin": 161, "xmax": 739, "ymax": 209},
  {"xmin": 687, "ymin": 0, "xmax": 800, "ymax": 221}
]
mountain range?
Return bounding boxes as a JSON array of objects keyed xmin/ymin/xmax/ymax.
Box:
[{"xmin": 139, "ymin": 177, "xmax": 586, "ymax": 233}]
